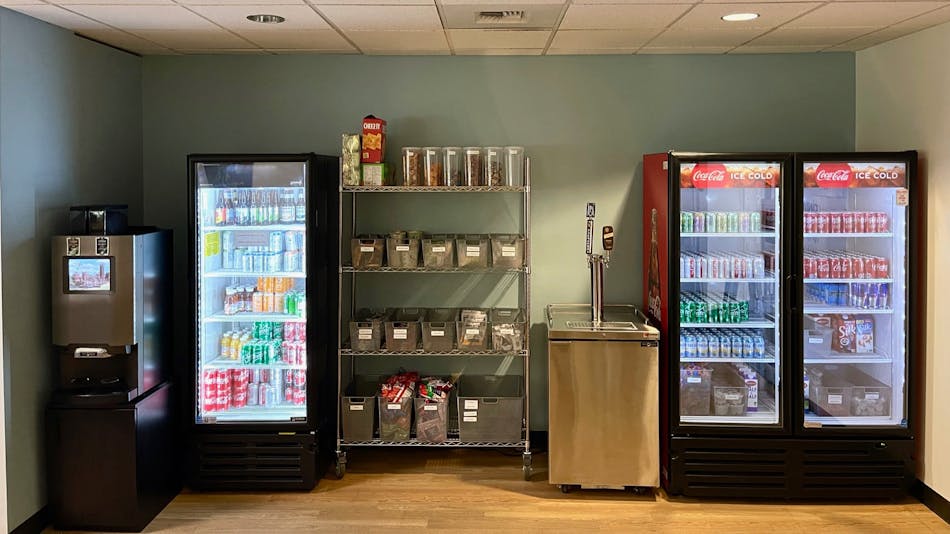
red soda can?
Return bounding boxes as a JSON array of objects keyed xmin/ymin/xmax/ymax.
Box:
[
  {"xmin": 258, "ymin": 384, "xmax": 270, "ymax": 407},
  {"xmin": 840, "ymin": 256, "xmax": 853, "ymax": 278},
  {"xmin": 876, "ymin": 256, "xmax": 889, "ymax": 278},
  {"xmin": 294, "ymin": 387, "xmax": 306, "ymax": 406},
  {"xmin": 686, "ymin": 256, "xmax": 695, "ymax": 278},
  {"xmin": 854, "ymin": 211, "xmax": 867, "ymax": 233},
  {"xmin": 250, "ymin": 368, "xmax": 262, "ymax": 384},
  {"xmin": 817, "ymin": 212, "xmax": 830, "ymax": 233},
  {"xmin": 709, "ymin": 257, "xmax": 720, "ymax": 279},
  {"xmin": 830, "ymin": 212, "xmax": 842, "ymax": 233},
  {"xmin": 802, "ymin": 257, "xmax": 813, "ymax": 278},
  {"xmin": 865, "ymin": 212, "xmax": 878, "ymax": 233},
  {"xmin": 260, "ymin": 369, "xmax": 271, "ymax": 384},
  {"xmin": 851, "ymin": 256, "xmax": 865, "ymax": 279},
  {"xmin": 297, "ymin": 342, "xmax": 307, "ymax": 366},
  {"xmin": 284, "ymin": 322, "xmax": 296, "ymax": 342},
  {"xmin": 817, "ymin": 257, "xmax": 831, "ymax": 279},
  {"xmin": 285, "ymin": 385, "xmax": 295, "ymax": 404},
  {"xmin": 293, "ymin": 370, "xmax": 306, "ymax": 387},
  {"xmin": 232, "ymin": 389, "xmax": 247, "ymax": 409},
  {"xmin": 876, "ymin": 212, "xmax": 889, "ymax": 233},
  {"xmin": 202, "ymin": 369, "xmax": 217, "ymax": 412},
  {"xmin": 830, "ymin": 256, "xmax": 842, "ymax": 279},
  {"xmin": 215, "ymin": 369, "xmax": 230, "ymax": 411},
  {"xmin": 295, "ymin": 322, "xmax": 306, "ymax": 343},
  {"xmin": 804, "ymin": 212, "xmax": 816, "ymax": 233},
  {"xmin": 842, "ymin": 212, "xmax": 854, "ymax": 233}
]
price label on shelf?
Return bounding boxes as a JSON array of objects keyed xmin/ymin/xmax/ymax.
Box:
[
  {"xmin": 430, "ymin": 330, "xmax": 445, "ymax": 337},
  {"xmin": 502, "ymin": 246, "xmax": 516, "ymax": 257},
  {"xmin": 349, "ymin": 405, "xmax": 364, "ymax": 411},
  {"xmin": 424, "ymin": 405, "xmax": 438, "ymax": 412},
  {"xmin": 466, "ymin": 246, "xmax": 480, "ymax": 257},
  {"xmin": 828, "ymin": 394, "xmax": 843, "ymax": 405},
  {"xmin": 358, "ymin": 328, "xmax": 372, "ymax": 340},
  {"xmin": 896, "ymin": 188, "xmax": 909, "ymax": 207},
  {"xmin": 394, "ymin": 328, "xmax": 408, "ymax": 340},
  {"xmin": 396, "ymin": 245, "xmax": 410, "ymax": 252},
  {"xmin": 432, "ymin": 246, "xmax": 446, "ymax": 253}
]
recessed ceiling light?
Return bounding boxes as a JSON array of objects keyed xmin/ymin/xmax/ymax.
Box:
[
  {"xmin": 722, "ymin": 13, "xmax": 759, "ymax": 22},
  {"xmin": 247, "ymin": 14, "xmax": 285, "ymax": 24}
]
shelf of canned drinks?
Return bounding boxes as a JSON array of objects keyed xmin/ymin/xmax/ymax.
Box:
[
  {"xmin": 681, "ymin": 356, "xmax": 776, "ymax": 364},
  {"xmin": 203, "ymin": 270, "xmax": 306, "ymax": 278},
  {"xmin": 679, "ymin": 210, "xmax": 768, "ymax": 234},
  {"xmin": 680, "ymin": 277, "xmax": 776, "ymax": 283},
  {"xmin": 203, "ymin": 358, "xmax": 307, "ymax": 370},
  {"xmin": 803, "ymin": 278, "xmax": 892, "ymax": 285},
  {"xmin": 804, "ymin": 232, "xmax": 893, "ymax": 238},
  {"xmin": 340, "ymin": 349, "xmax": 527, "ymax": 357},
  {"xmin": 681, "ymin": 321, "xmax": 775, "ymax": 329},
  {"xmin": 200, "ymin": 407, "xmax": 306, "ymax": 423},
  {"xmin": 803, "ymin": 354, "xmax": 892, "ymax": 364},
  {"xmin": 342, "ymin": 185, "xmax": 527, "ymax": 193},
  {"xmin": 203, "ymin": 224, "xmax": 306, "ymax": 232},
  {"xmin": 804, "ymin": 305, "xmax": 893, "ymax": 315},
  {"xmin": 203, "ymin": 313, "xmax": 306, "ymax": 323},
  {"xmin": 681, "ymin": 232, "xmax": 776, "ymax": 238}
]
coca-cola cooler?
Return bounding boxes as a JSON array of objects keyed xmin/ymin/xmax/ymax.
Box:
[{"xmin": 643, "ymin": 151, "xmax": 919, "ymax": 499}]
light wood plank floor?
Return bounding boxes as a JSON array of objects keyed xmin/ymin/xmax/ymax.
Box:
[{"xmin": 52, "ymin": 449, "xmax": 949, "ymax": 533}]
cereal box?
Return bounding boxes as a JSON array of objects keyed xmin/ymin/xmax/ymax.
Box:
[
  {"xmin": 361, "ymin": 115, "xmax": 386, "ymax": 164},
  {"xmin": 855, "ymin": 315, "xmax": 875, "ymax": 353}
]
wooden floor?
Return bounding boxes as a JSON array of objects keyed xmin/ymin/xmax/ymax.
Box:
[{"xmin": 53, "ymin": 449, "xmax": 949, "ymax": 533}]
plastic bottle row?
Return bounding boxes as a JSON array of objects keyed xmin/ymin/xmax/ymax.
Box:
[
  {"xmin": 210, "ymin": 188, "xmax": 305, "ymax": 227},
  {"xmin": 221, "ymin": 277, "xmax": 306, "ymax": 317}
]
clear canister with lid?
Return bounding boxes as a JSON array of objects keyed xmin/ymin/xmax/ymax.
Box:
[
  {"xmin": 463, "ymin": 147, "xmax": 484, "ymax": 187},
  {"xmin": 423, "ymin": 147, "xmax": 444, "ymax": 186},
  {"xmin": 484, "ymin": 147, "xmax": 506, "ymax": 187},
  {"xmin": 444, "ymin": 147, "xmax": 462, "ymax": 186},
  {"xmin": 505, "ymin": 146, "xmax": 525, "ymax": 186},
  {"xmin": 402, "ymin": 147, "xmax": 423, "ymax": 186}
]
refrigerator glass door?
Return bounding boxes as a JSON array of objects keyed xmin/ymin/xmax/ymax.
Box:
[
  {"xmin": 194, "ymin": 160, "xmax": 309, "ymax": 424},
  {"xmin": 801, "ymin": 161, "xmax": 908, "ymax": 428},
  {"xmin": 678, "ymin": 161, "xmax": 783, "ymax": 426}
]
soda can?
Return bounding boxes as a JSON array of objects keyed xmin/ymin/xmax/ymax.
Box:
[
  {"xmin": 259, "ymin": 368, "xmax": 271, "ymax": 384},
  {"xmin": 836, "ymin": 284, "xmax": 849, "ymax": 306},
  {"xmin": 878, "ymin": 283, "xmax": 890, "ymax": 309},
  {"xmin": 283, "ymin": 231, "xmax": 298, "ymax": 252},
  {"xmin": 716, "ymin": 212, "xmax": 728, "ymax": 234},
  {"xmin": 830, "ymin": 212, "xmax": 842, "ymax": 233},
  {"xmin": 739, "ymin": 212, "xmax": 751, "ymax": 233},
  {"xmin": 731, "ymin": 335, "xmax": 744, "ymax": 357},
  {"xmin": 804, "ymin": 212, "xmax": 816, "ymax": 233},
  {"xmin": 293, "ymin": 387, "xmax": 306, "ymax": 406},
  {"xmin": 281, "ymin": 251, "xmax": 296, "ymax": 272},
  {"xmin": 683, "ymin": 334, "xmax": 697, "ymax": 358},
  {"xmin": 705, "ymin": 212, "xmax": 717, "ymax": 233},
  {"xmin": 696, "ymin": 334, "xmax": 709, "ymax": 358},
  {"xmin": 865, "ymin": 211, "xmax": 879, "ymax": 233},
  {"xmin": 269, "ymin": 231, "xmax": 284, "ymax": 253},
  {"xmin": 851, "ymin": 211, "xmax": 866, "ymax": 233},
  {"xmin": 202, "ymin": 370, "xmax": 217, "ymax": 413},
  {"xmin": 258, "ymin": 384, "xmax": 271, "ymax": 407},
  {"xmin": 248, "ymin": 368, "xmax": 261, "ymax": 384},
  {"xmin": 750, "ymin": 212, "xmax": 762, "ymax": 232},
  {"xmin": 247, "ymin": 383, "xmax": 259, "ymax": 406},
  {"xmin": 693, "ymin": 212, "xmax": 705, "ymax": 233},
  {"xmin": 271, "ymin": 371, "xmax": 284, "ymax": 406},
  {"xmin": 842, "ymin": 212, "xmax": 854, "ymax": 233},
  {"xmin": 707, "ymin": 301, "xmax": 719, "ymax": 323},
  {"xmin": 739, "ymin": 300, "xmax": 749, "ymax": 322},
  {"xmin": 284, "ymin": 291, "xmax": 297, "ymax": 315},
  {"xmin": 222, "ymin": 231, "xmax": 234, "ymax": 269},
  {"xmin": 850, "ymin": 256, "xmax": 865, "ymax": 279},
  {"xmin": 698, "ymin": 256, "xmax": 709, "ymax": 279},
  {"xmin": 680, "ymin": 334, "xmax": 687, "ymax": 357},
  {"xmin": 266, "ymin": 252, "xmax": 280, "ymax": 273},
  {"xmin": 876, "ymin": 212, "xmax": 889, "ymax": 233},
  {"xmin": 753, "ymin": 257, "xmax": 765, "ymax": 279},
  {"xmin": 867, "ymin": 283, "xmax": 880, "ymax": 310},
  {"xmin": 742, "ymin": 336, "xmax": 754, "ymax": 358},
  {"xmin": 241, "ymin": 250, "xmax": 254, "ymax": 272},
  {"xmin": 707, "ymin": 256, "xmax": 719, "ymax": 279},
  {"xmin": 753, "ymin": 335, "xmax": 765, "ymax": 359},
  {"xmin": 295, "ymin": 322, "xmax": 307, "ymax": 343},
  {"xmin": 679, "ymin": 255, "xmax": 686, "ymax": 279},
  {"xmin": 283, "ymin": 322, "xmax": 296, "ymax": 342},
  {"xmin": 252, "ymin": 251, "xmax": 265, "ymax": 273},
  {"xmin": 817, "ymin": 257, "xmax": 830, "ymax": 279},
  {"xmin": 742, "ymin": 257, "xmax": 753, "ymax": 279},
  {"xmin": 694, "ymin": 301, "xmax": 708, "ymax": 323},
  {"xmin": 816, "ymin": 212, "xmax": 830, "ymax": 233},
  {"xmin": 840, "ymin": 256, "xmax": 853, "ymax": 279},
  {"xmin": 727, "ymin": 212, "xmax": 739, "ymax": 233},
  {"xmin": 285, "ymin": 384, "xmax": 295, "ymax": 404},
  {"xmin": 721, "ymin": 255, "xmax": 732, "ymax": 279},
  {"xmin": 875, "ymin": 256, "xmax": 889, "ymax": 278},
  {"xmin": 293, "ymin": 370, "xmax": 306, "ymax": 388},
  {"xmin": 681, "ymin": 212, "xmax": 693, "ymax": 233},
  {"xmin": 719, "ymin": 334, "xmax": 731, "ymax": 356},
  {"xmin": 708, "ymin": 334, "xmax": 720, "ymax": 358},
  {"xmin": 830, "ymin": 256, "xmax": 843, "ymax": 279},
  {"xmin": 253, "ymin": 342, "xmax": 264, "ymax": 365},
  {"xmin": 685, "ymin": 256, "xmax": 696, "ymax": 279},
  {"xmin": 232, "ymin": 389, "xmax": 247, "ymax": 409}
]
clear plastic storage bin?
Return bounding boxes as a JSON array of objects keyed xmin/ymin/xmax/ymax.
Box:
[
  {"xmin": 414, "ymin": 398, "xmax": 448, "ymax": 443},
  {"xmin": 505, "ymin": 146, "xmax": 524, "ymax": 186},
  {"xmin": 463, "ymin": 147, "xmax": 483, "ymax": 186},
  {"xmin": 444, "ymin": 147, "xmax": 462, "ymax": 186},
  {"xmin": 680, "ymin": 368, "xmax": 713, "ymax": 416},
  {"xmin": 424, "ymin": 147, "xmax": 443, "ymax": 186},
  {"xmin": 457, "ymin": 322, "xmax": 489, "ymax": 352},
  {"xmin": 490, "ymin": 308, "xmax": 525, "ymax": 352},
  {"xmin": 378, "ymin": 396, "xmax": 412, "ymax": 441},
  {"xmin": 490, "ymin": 234, "xmax": 525, "ymax": 269},
  {"xmin": 351, "ymin": 237, "xmax": 385, "ymax": 268},
  {"xmin": 713, "ymin": 385, "xmax": 749, "ymax": 416},
  {"xmin": 457, "ymin": 375, "xmax": 524, "ymax": 443},
  {"xmin": 456, "ymin": 235, "xmax": 490, "ymax": 269},
  {"xmin": 484, "ymin": 147, "xmax": 506, "ymax": 186},
  {"xmin": 422, "ymin": 235, "xmax": 456, "ymax": 269},
  {"xmin": 386, "ymin": 237, "xmax": 420, "ymax": 268},
  {"xmin": 402, "ymin": 147, "xmax": 423, "ymax": 186}
]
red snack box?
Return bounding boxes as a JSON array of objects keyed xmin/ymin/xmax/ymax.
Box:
[{"xmin": 361, "ymin": 115, "xmax": 386, "ymax": 164}]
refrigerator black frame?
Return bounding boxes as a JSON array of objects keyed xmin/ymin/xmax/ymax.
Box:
[
  {"xmin": 187, "ymin": 153, "xmax": 333, "ymax": 435},
  {"xmin": 792, "ymin": 151, "xmax": 917, "ymax": 440},
  {"xmin": 668, "ymin": 151, "xmax": 796, "ymax": 438}
]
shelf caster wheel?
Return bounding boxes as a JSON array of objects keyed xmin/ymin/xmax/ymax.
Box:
[
  {"xmin": 560, "ymin": 484, "xmax": 578, "ymax": 494},
  {"xmin": 522, "ymin": 452, "xmax": 533, "ymax": 481},
  {"xmin": 335, "ymin": 453, "xmax": 346, "ymax": 479}
]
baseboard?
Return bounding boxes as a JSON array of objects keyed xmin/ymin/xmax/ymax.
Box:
[
  {"xmin": 913, "ymin": 480, "xmax": 950, "ymax": 524},
  {"xmin": 11, "ymin": 506, "xmax": 50, "ymax": 534}
]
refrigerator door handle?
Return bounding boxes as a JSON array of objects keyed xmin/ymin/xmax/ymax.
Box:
[{"xmin": 785, "ymin": 274, "xmax": 799, "ymax": 313}]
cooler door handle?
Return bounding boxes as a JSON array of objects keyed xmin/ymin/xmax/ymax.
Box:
[{"xmin": 785, "ymin": 274, "xmax": 800, "ymax": 313}]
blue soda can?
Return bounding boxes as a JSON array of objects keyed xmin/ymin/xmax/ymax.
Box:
[
  {"xmin": 753, "ymin": 335, "xmax": 766, "ymax": 358},
  {"xmin": 731, "ymin": 335, "xmax": 744, "ymax": 357},
  {"xmin": 269, "ymin": 231, "xmax": 284, "ymax": 253},
  {"xmin": 708, "ymin": 334, "xmax": 720, "ymax": 358},
  {"xmin": 684, "ymin": 334, "xmax": 697, "ymax": 359},
  {"xmin": 680, "ymin": 334, "xmax": 688, "ymax": 357},
  {"xmin": 719, "ymin": 334, "xmax": 731, "ymax": 357},
  {"xmin": 696, "ymin": 334, "xmax": 708, "ymax": 358},
  {"xmin": 742, "ymin": 335, "xmax": 754, "ymax": 358}
]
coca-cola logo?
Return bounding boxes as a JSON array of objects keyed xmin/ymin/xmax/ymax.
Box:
[
  {"xmin": 694, "ymin": 169, "xmax": 725, "ymax": 182},
  {"xmin": 689, "ymin": 163, "xmax": 728, "ymax": 188},
  {"xmin": 813, "ymin": 163, "xmax": 853, "ymax": 188},
  {"xmin": 817, "ymin": 170, "xmax": 849, "ymax": 182}
]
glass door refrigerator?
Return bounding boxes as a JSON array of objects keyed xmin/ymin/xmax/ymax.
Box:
[
  {"xmin": 644, "ymin": 151, "xmax": 918, "ymax": 499},
  {"xmin": 188, "ymin": 154, "xmax": 337, "ymax": 490}
]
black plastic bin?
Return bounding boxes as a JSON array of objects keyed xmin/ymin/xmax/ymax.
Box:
[{"xmin": 456, "ymin": 375, "xmax": 523, "ymax": 443}]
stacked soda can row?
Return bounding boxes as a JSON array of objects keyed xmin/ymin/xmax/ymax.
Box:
[
  {"xmin": 201, "ymin": 368, "xmax": 307, "ymax": 413},
  {"xmin": 219, "ymin": 321, "xmax": 307, "ymax": 363},
  {"xmin": 221, "ymin": 230, "xmax": 305, "ymax": 273},
  {"xmin": 680, "ymin": 328, "xmax": 767, "ymax": 359},
  {"xmin": 804, "ymin": 211, "xmax": 890, "ymax": 234},
  {"xmin": 806, "ymin": 282, "xmax": 890, "ymax": 309},
  {"xmin": 223, "ymin": 277, "xmax": 306, "ymax": 317},
  {"xmin": 681, "ymin": 211, "xmax": 763, "ymax": 233},
  {"xmin": 680, "ymin": 292, "xmax": 750, "ymax": 324},
  {"xmin": 680, "ymin": 252, "xmax": 767, "ymax": 280},
  {"xmin": 803, "ymin": 251, "xmax": 889, "ymax": 279}
]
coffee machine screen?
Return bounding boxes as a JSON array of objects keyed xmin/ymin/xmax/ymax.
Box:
[{"xmin": 65, "ymin": 257, "xmax": 113, "ymax": 293}]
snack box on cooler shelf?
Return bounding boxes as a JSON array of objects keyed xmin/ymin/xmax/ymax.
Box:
[
  {"xmin": 341, "ymin": 377, "xmax": 379, "ymax": 441},
  {"xmin": 457, "ymin": 375, "xmax": 523, "ymax": 443},
  {"xmin": 377, "ymin": 396, "xmax": 412, "ymax": 441},
  {"xmin": 351, "ymin": 237, "xmax": 385, "ymax": 268},
  {"xmin": 680, "ymin": 368, "xmax": 713, "ymax": 416}
]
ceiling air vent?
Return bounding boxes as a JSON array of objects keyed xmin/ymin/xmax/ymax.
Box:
[{"xmin": 476, "ymin": 10, "xmax": 526, "ymax": 25}]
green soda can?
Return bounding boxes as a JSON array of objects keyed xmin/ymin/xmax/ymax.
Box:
[
  {"xmin": 694, "ymin": 300, "xmax": 707, "ymax": 323},
  {"xmin": 241, "ymin": 342, "xmax": 252, "ymax": 365},
  {"xmin": 681, "ymin": 211, "xmax": 693, "ymax": 233},
  {"xmin": 750, "ymin": 212, "xmax": 762, "ymax": 232},
  {"xmin": 716, "ymin": 213, "xmax": 728, "ymax": 234},
  {"xmin": 727, "ymin": 212, "xmax": 739, "ymax": 233},
  {"xmin": 284, "ymin": 291, "xmax": 297, "ymax": 316},
  {"xmin": 730, "ymin": 301, "xmax": 742, "ymax": 323},
  {"xmin": 252, "ymin": 342, "xmax": 264, "ymax": 365},
  {"xmin": 740, "ymin": 300, "xmax": 750, "ymax": 322},
  {"xmin": 705, "ymin": 212, "xmax": 717, "ymax": 233},
  {"xmin": 708, "ymin": 301, "xmax": 719, "ymax": 323},
  {"xmin": 251, "ymin": 321, "xmax": 261, "ymax": 340}
]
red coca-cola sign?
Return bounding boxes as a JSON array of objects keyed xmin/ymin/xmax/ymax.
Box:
[
  {"xmin": 804, "ymin": 161, "xmax": 907, "ymax": 188},
  {"xmin": 814, "ymin": 163, "xmax": 852, "ymax": 188},
  {"xmin": 680, "ymin": 162, "xmax": 780, "ymax": 189},
  {"xmin": 689, "ymin": 163, "xmax": 728, "ymax": 188}
]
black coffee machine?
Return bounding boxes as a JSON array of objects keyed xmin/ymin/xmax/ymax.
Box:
[{"xmin": 47, "ymin": 205, "xmax": 179, "ymax": 531}]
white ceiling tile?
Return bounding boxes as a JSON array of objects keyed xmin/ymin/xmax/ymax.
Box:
[
  {"xmin": 177, "ymin": 48, "xmax": 269, "ymax": 54},
  {"xmin": 889, "ymin": 4, "xmax": 950, "ymax": 31},
  {"xmin": 786, "ymin": 2, "xmax": 946, "ymax": 28},
  {"xmin": 730, "ymin": 44, "xmax": 825, "ymax": 53},
  {"xmin": 77, "ymin": 29, "xmax": 170, "ymax": 54},
  {"xmin": 454, "ymin": 48, "xmax": 543, "ymax": 55},
  {"xmin": 311, "ymin": 0, "xmax": 433, "ymax": 4},
  {"xmin": 649, "ymin": 27, "xmax": 768, "ymax": 47},
  {"xmin": 673, "ymin": 3, "xmax": 822, "ymax": 29},
  {"xmin": 131, "ymin": 30, "xmax": 255, "ymax": 49},
  {"xmin": 638, "ymin": 46, "xmax": 731, "ymax": 54},
  {"xmin": 66, "ymin": 5, "xmax": 219, "ymax": 31},
  {"xmin": 448, "ymin": 29, "xmax": 550, "ymax": 48},
  {"xmin": 363, "ymin": 49, "xmax": 451, "ymax": 55},
  {"xmin": 439, "ymin": 0, "xmax": 563, "ymax": 4},
  {"xmin": 822, "ymin": 25, "xmax": 923, "ymax": 51},
  {"xmin": 237, "ymin": 29, "xmax": 355, "ymax": 49},
  {"xmin": 750, "ymin": 26, "xmax": 878, "ymax": 46},
  {"xmin": 177, "ymin": 1, "xmax": 306, "ymax": 4},
  {"xmin": 0, "ymin": 1, "xmax": 52, "ymax": 5},
  {"xmin": 559, "ymin": 4, "xmax": 691, "ymax": 30},
  {"xmin": 318, "ymin": 5, "xmax": 442, "ymax": 30},
  {"xmin": 188, "ymin": 5, "xmax": 331, "ymax": 31},
  {"xmin": 346, "ymin": 30, "xmax": 448, "ymax": 50},
  {"xmin": 8, "ymin": 4, "xmax": 108, "ymax": 30},
  {"xmin": 546, "ymin": 48, "xmax": 636, "ymax": 54},
  {"xmin": 550, "ymin": 29, "xmax": 658, "ymax": 48},
  {"xmin": 57, "ymin": 0, "xmax": 174, "ymax": 4},
  {"xmin": 266, "ymin": 48, "xmax": 359, "ymax": 54}
]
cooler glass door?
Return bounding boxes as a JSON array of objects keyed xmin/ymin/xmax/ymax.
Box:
[
  {"xmin": 194, "ymin": 160, "xmax": 310, "ymax": 424},
  {"xmin": 801, "ymin": 160, "xmax": 909, "ymax": 429},
  {"xmin": 677, "ymin": 161, "xmax": 783, "ymax": 427}
]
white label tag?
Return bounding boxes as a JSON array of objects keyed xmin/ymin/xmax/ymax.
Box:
[
  {"xmin": 896, "ymin": 188, "xmax": 909, "ymax": 207},
  {"xmin": 809, "ymin": 337, "xmax": 823, "ymax": 344},
  {"xmin": 502, "ymin": 246, "xmax": 516, "ymax": 257},
  {"xmin": 464, "ymin": 411, "xmax": 478, "ymax": 417},
  {"xmin": 387, "ymin": 403, "xmax": 401, "ymax": 410},
  {"xmin": 463, "ymin": 416, "xmax": 477, "ymax": 422},
  {"xmin": 394, "ymin": 328, "xmax": 408, "ymax": 340},
  {"xmin": 466, "ymin": 328, "xmax": 480, "ymax": 336},
  {"xmin": 865, "ymin": 392, "xmax": 880, "ymax": 400},
  {"xmin": 424, "ymin": 405, "xmax": 438, "ymax": 412},
  {"xmin": 396, "ymin": 245, "xmax": 410, "ymax": 252},
  {"xmin": 358, "ymin": 328, "xmax": 372, "ymax": 340},
  {"xmin": 358, "ymin": 334, "xmax": 371, "ymax": 340},
  {"xmin": 687, "ymin": 377, "xmax": 701, "ymax": 384},
  {"xmin": 500, "ymin": 328, "xmax": 515, "ymax": 335},
  {"xmin": 828, "ymin": 394, "xmax": 843, "ymax": 405},
  {"xmin": 466, "ymin": 246, "xmax": 480, "ymax": 257},
  {"xmin": 725, "ymin": 394, "xmax": 741, "ymax": 401},
  {"xmin": 432, "ymin": 246, "xmax": 446, "ymax": 253},
  {"xmin": 464, "ymin": 400, "xmax": 478, "ymax": 410},
  {"xmin": 430, "ymin": 330, "xmax": 445, "ymax": 337},
  {"xmin": 349, "ymin": 405, "xmax": 364, "ymax": 411},
  {"xmin": 360, "ymin": 246, "xmax": 374, "ymax": 253}
]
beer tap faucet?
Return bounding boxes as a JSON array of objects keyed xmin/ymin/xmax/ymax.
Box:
[{"xmin": 586, "ymin": 203, "xmax": 614, "ymax": 324}]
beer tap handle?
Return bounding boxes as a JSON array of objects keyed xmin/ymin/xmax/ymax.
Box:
[
  {"xmin": 585, "ymin": 202, "xmax": 596, "ymax": 259},
  {"xmin": 602, "ymin": 225, "xmax": 614, "ymax": 265}
]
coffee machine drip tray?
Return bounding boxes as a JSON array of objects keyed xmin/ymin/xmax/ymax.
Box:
[{"xmin": 52, "ymin": 384, "xmax": 139, "ymax": 406}]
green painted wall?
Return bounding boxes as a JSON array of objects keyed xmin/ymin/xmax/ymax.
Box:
[
  {"xmin": 0, "ymin": 8, "xmax": 142, "ymax": 529},
  {"xmin": 143, "ymin": 53, "xmax": 855, "ymax": 431}
]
